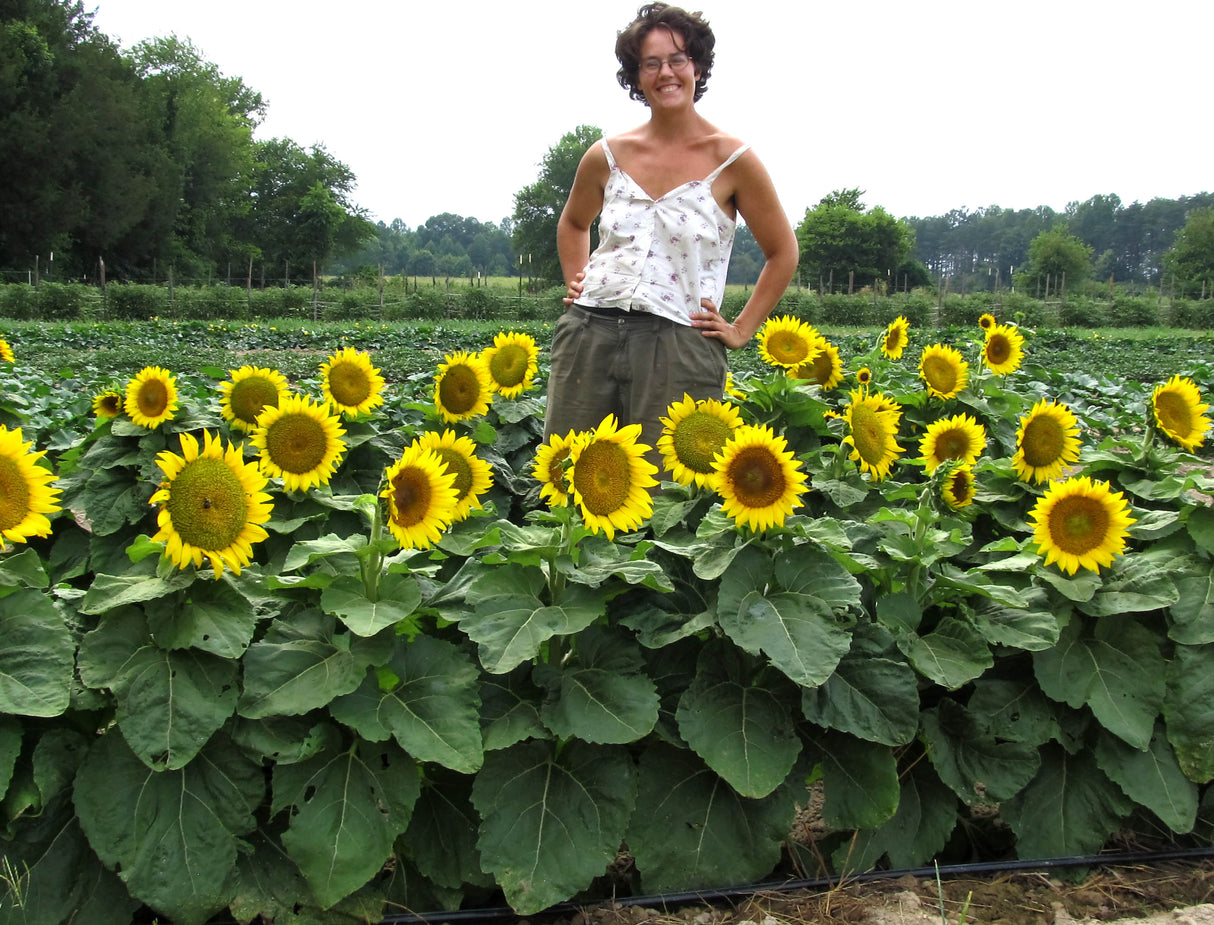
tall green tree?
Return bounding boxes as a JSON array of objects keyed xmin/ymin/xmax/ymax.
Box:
[
  {"xmin": 1164, "ymin": 208, "xmax": 1214, "ymax": 296},
  {"xmin": 512, "ymin": 125, "xmax": 603, "ymax": 284},
  {"xmin": 797, "ymin": 189, "xmax": 920, "ymax": 292},
  {"xmin": 1016, "ymin": 226, "xmax": 1093, "ymax": 293}
]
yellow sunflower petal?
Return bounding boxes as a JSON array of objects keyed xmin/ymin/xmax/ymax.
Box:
[
  {"xmin": 151, "ymin": 429, "xmax": 273, "ymax": 577},
  {"xmin": 919, "ymin": 413, "xmax": 987, "ymax": 474},
  {"xmin": 415, "ymin": 429, "xmax": 493, "ymax": 521},
  {"xmin": 983, "ymin": 323, "xmax": 1025, "ymax": 376},
  {"xmin": 482, "ymin": 331, "xmax": 539, "ymax": 399},
  {"xmin": 758, "ymin": 316, "xmax": 821, "ymax": 369},
  {"xmin": 1011, "ymin": 399, "xmax": 1082, "ymax": 483},
  {"xmin": 881, "ymin": 316, "xmax": 911, "ymax": 360},
  {"xmin": 321, "ymin": 347, "xmax": 386, "ymax": 418},
  {"xmin": 1028, "ymin": 475, "xmax": 1136, "ymax": 575},
  {"xmin": 533, "ymin": 430, "xmax": 582, "ymax": 508},
  {"xmin": 1151, "ymin": 375, "xmax": 1211, "ymax": 452},
  {"xmin": 569, "ymin": 414, "xmax": 658, "ymax": 540},
  {"xmin": 0, "ymin": 425, "xmax": 61, "ymax": 544},
  {"xmin": 250, "ymin": 394, "xmax": 347, "ymax": 493},
  {"xmin": 381, "ymin": 443, "xmax": 459, "ymax": 550},
  {"xmin": 434, "ymin": 351, "xmax": 494, "ymax": 423},
  {"xmin": 710, "ymin": 423, "xmax": 809, "ymax": 531},
  {"xmin": 657, "ymin": 393, "xmax": 744, "ymax": 488},
  {"xmin": 842, "ymin": 389, "xmax": 904, "ymax": 482},
  {"xmin": 92, "ymin": 389, "xmax": 124, "ymax": 419},
  {"xmin": 124, "ymin": 366, "xmax": 178, "ymax": 429},
  {"xmin": 918, "ymin": 343, "xmax": 969, "ymax": 400},
  {"xmin": 219, "ymin": 366, "xmax": 290, "ymax": 433}
]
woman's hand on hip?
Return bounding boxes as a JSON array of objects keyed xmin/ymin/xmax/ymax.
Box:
[{"xmin": 691, "ymin": 299, "xmax": 747, "ymax": 350}]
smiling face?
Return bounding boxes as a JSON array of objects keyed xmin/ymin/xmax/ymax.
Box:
[{"xmin": 638, "ymin": 27, "xmax": 699, "ymax": 109}]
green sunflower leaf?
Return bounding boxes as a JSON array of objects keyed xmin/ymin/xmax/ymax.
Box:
[
  {"xmin": 277, "ymin": 739, "xmax": 420, "ymax": 910},
  {"xmin": 321, "ymin": 572, "xmax": 422, "ymax": 636},
  {"xmin": 1034, "ymin": 615, "xmax": 1165, "ymax": 751},
  {"xmin": 330, "ymin": 635, "xmax": 483, "ymax": 773},
  {"xmin": 479, "ymin": 667, "xmax": 548, "ymax": 752},
  {"xmin": 404, "ymin": 769, "xmax": 493, "ymax": 891},
  {"xmin": 471, "ymin": 739, "xmax": 635, "ymax": 915},
  {"xmin": 628, "ymin": 741, "xmax": 796, "ymax": 894},
  {"xmin": 1168, "ymin": 571, "xmax": 1214, "ymax": 644},
  {"xmin": 0, "ymin": 589, "xmax": 74, "ymax": 717},
  {"xmin": 1095, "ymin": 726, "xmax": 1198, "ymax": 833},
  {"xmin": 839, "ymin": 762, "xmax": 958, "ymax": 872},
  {"xmin": 1002, "ymin": 745, "xmax": 1134, "ymax": 859},
  {"xmin": 1076, "ymin": 555, "xmax": 1178, "ymax": 617},
  {"xmin": 145, "ymin": 575, "xmax": 261, "ymax": 657},
  {"xmin": 238, "ymin": 637, "xmax": 367, "ymax": 719},
  {"xmin": 458, "ymin": 563, "xmax": 604, "ymax": 674},
  {"xmin": 1163, "ymin": 643, "xmax": 1214, "ymax": 783},
  {"xmin": 0, "ymin": 545, "xmax": 48, "ymax": 589},
  {"xmin": 897, "ymin": 616, "xmax": 993, "ymax": 690},
  {"xmin": 802, "ymin": 654, "xmax": 919, "ymax": 746},
  {"xmin": 1187, "ymin": 505, "xmax": 1214, "ymax": 555},
  {"xmin": 920, "ymin": 700, "xmax": 1040, "ymax": 804},
  {"xmin": 676, "ymin": 674, "xmax": 799, "ymax": 798},
  {"xmin": 74, "ymin": 732, "xmax": 263, "ymax": 925},
  {"xmin": 813, "ymin": 730, "xmax": 899, "ymax": 830},
  {"xmin": 78, "ymin": 564, "xmax": 195, "ymax": 614}
]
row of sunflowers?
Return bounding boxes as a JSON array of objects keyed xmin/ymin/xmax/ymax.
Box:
[{"xmin": 0, "ymin": 316, "xmax": 1211, "ymax": 923}]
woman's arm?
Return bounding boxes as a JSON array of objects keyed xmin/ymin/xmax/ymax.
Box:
[{"xmin": 557, "ymin": 142, "xmax": 610, "ymax": 304}]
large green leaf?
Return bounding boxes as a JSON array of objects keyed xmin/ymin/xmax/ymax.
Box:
[
  {"xmin": 79, "ymin": 606, "xmax": 237, "ymax": 770},
  {"xmin": 920, "ymin": 700, "xmax": 1040, "ymax": 804},
  {"xmin": 74, "ymin": 733, "xmax": 263, "ymax": 925},
  {"xmin": 321, "ymin": 572, "xmax": 422, "ymax": 636},
  {"xmin": 1034, "ymin": 615, "xmax": 1165, "ymax": 750},
  {"xmin": 971, "ymin": 589, "xmax": 1060, "ymax": 650},
  {"xmin": 228, "ymin": 714, "xmax": 343, "ymax": 766},
  {"xmin": 1076, "ymin": 556, "xmax": 1178, "ymax": 617},
  {"xmin": 238, "ymin": 638, "xmax": 366, "ymax": 719},
  {"xmin": 813, "ymin": 731, "xmax": 899, "ymax": 830},
  {"xmin": 1163, "ymin": 643, "xmax": 1214, "ymax": 782},
  {"xmin": 1094, "ymin": 726, "xmax": 1198, "ymax": 833},
  {"xmin": 558, "ymin": 535, "xmax": 674, "ymax": 592},
  {"xmin": 966, "ymin": 678, "xmax": 1060, "ymax": 747},
  {"xmin": 627, "ymin": 741, "xmax": 795, "ymax": 894},
  {"xmin": 716, "ymin": 546, "xmax": 855, "ymax": 688},
  {"xmin": 677, "ymin": 674, "xmax": 799, "ymax": 799},
  {"xmin": 839, "ymin": 763, "xmax": 958, "ymax": 872},
  {"xmin": 403, "ymin": 769, "xmax": 492, "ymax": 891},
  {"xmin": 536, "ymin": 628, "xmax": 660, "ymax": 745},
  {"xmin": 479, "ymin": 667, "xmax": 548, "ymax": 751},
  {"xmin": 458, "ymin": 563, "xmax": 604, "ymax": 674},
  {"xmin": 0, "ymin": 589, "xmax": 74, "ymax": 717},
  {"xmin": 1169, "ymin": 572, "xmax": 1214, "ymax": 645},
  {"xmin": 801, "ymin": 654, "xmax": 919, "ymax": 746},
  {"xmin": 897, "ymin": 616, "xmax": 993, "ymax": 690},
  {"xmin": 0, "ymin": 716, "xmax": 22, "ymax": 801},
  {"xmin": 1002, "ymin": 745, "xmax": 1133, "ymax": 860},
  {"xmin": 470, "ymin": 739, "xmax": 635, "ymax": 915},
  {"xmin": 330, "ymin": 635, "xmax": 484, "ymax": 773},
  {"xmin": 277, "ymin": 740, "xmax": 420, "ymax": 909},
  {"xmin": 0, "ymin": 545, "xmax": 49, "ymax": 590},
  {"xmin": 78, "ymin": 565, "xmax": 194, "ymax": 615},
  {"xmin": 146, "ymin": 576, "xmax": 262, "ymax": 658}
]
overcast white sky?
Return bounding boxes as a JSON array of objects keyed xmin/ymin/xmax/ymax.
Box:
[{"xmin": 92, "ymin": 0, "xmax": 1211, "ymax": 230}]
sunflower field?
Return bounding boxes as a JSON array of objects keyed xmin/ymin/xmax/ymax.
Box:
[{"xmin": 0, "ymin": 315, "xmax": 1212, "ymax": 924}]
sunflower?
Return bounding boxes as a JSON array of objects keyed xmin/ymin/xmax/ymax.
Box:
[
  {"xmin": 881, "ymin": 316, "xmax": 911, "ymax": 360},
  {"xmin": 757, "ymin": 316, "xmax": 820, "ymax": 369},
  {"xmin": 380, "ymin": 443, "xmax": 459, "ymax": 550},
  {"xmin": 982, "ymin": 323, "xmax": 1025, "ymax": 376},
  {"xmin": 1028, "ymin": 475, "xmax": 1136, "ymax": 575},
  {"xmin": 251, "ymin": 394, "xmax": 347, "ymax": 493},
  {"xmin": 724, "ymin": 371, "xmax": 747, "ymax": 401},
  {"xmin": 1011, "ymin": 399, "xmax": 1082, "ymax": 484},
  {"xmin": 92, "ymin": 389, "xmax": 124, "ymax": 419},
  {"xmin": 789, "ymin": 337, "xmax": 844, "ymax": 391},
  {"xmin": 918, "ymin": 343, "xmax": 969, "ymax": 399},
  {"xmin": 0, "ymin": 338, "xmax": 13, "ymax": 363},
  {"xmin": 978, "ymin": 313, "xmax": 996, "ymax": 331},
  {"xmin": 657, "ymin": 393, "xmax": 744, "ymax": 488},
  {"xmin": 919, "ymin": 413, "xmax": 987, "ymax": 473},
  {"xmin": 940, "ymin": 463, "xmax": 975, "ymax": 510},
  {"xmin": 414, "ymin": 429, "xmax": 493, "ymax": 521},
  {"xmin": 321, "ymin": 347, "xmax": 386, "ymax": 418},
  {"xmin": 218, "ymin": 366, "xmax": 290, "ymax": 433},
  {"xmin": 1150, "ymin": 375, "xmax": 1211, "ymax": 452},
  {"xmin": 856, "ymin": 367, "xmax": 873, "ymax": 389},
  {"xmin": 434, "ymin": 351, "xmax": 494, "ymax": 423},
  {"xmin": 710, "ymin": 423, "xmax": 808, "ymax": 531},
  {"xmin": 569, "ymin": 415, "xmax": 659, "ymax": 540},
  {"xmin": 0, "ymin": 425, "xmax": 61, "ymax": 545},
  {"xmin": 124, "ymin": 366, "xmax": 178, "ymax": 429},
  {"xmin": 150, "ymin": 430, "xmax": 273, "ymax": 577},
  {"xmin": 481, "ymin": 331, "xmax": 539, "ymax": 398},
  {"xmin": 533, "ymin": 430, "xmax": 582, "ymax": 508},
  {"xmin": 842, "ymin": 390, "xmax": 904, "ymax": 482}
]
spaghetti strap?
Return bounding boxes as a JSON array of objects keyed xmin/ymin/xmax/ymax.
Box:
[
  {"xmin": 705, "ymin": 144, "xmax": 751, "ymax": 184},
  {"xmin": 600, "ymin": 139, "xmax": 617, "ymax": 170}
]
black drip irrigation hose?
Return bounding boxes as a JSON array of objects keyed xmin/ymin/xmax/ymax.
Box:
[{"xmin": 380, "ymin": 845, "xmax": 1214, "ymax": 924}]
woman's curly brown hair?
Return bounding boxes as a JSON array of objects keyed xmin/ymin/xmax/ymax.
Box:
[{"xmin": 615, "ymin": 3, "xmax": 715, "ymax": 105}]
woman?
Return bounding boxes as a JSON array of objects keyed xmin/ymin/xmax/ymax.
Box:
[{"xmin": 542, "ymin": 2, "xmax": 799, "ymax": 462}]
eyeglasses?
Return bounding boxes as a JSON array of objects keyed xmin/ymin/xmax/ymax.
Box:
[{"xmin": 640, "ymin": 53, "xmax": 692, "ymax": 74}]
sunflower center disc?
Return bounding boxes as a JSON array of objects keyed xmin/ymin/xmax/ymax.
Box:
[
  {"xmin": 938, "ymin": 430, "xmax": 971, "ymax": 461},
  {"xmin": 575, "ymin": 442, "xmax": 631, "ymax": 516},
  {"xmin": 672, "ymin": 413, "xmax": 731, "ymax": 474},
  {"xmin": 266, "ymin": 415, "xmax": 328, "ymax": 474},
  {"xmin": 1022, "ymin": 416, "xmax": 1064, "ymax": 467},
  {"xmin": 230, "ymin": 377, "xmax": 279, "ymax": 424},
  {"xmin": 167, "ymin": 457, "xmax": 248, "ymax": 551},
  {"xmin": 489, "ymin": 346, "xmax": 527, "ymax": 387},
  {"xmin": 770, "ymin": 332, "xmax": 811, "ymax": 364},
  {"xmin": 439, "ymin": 366, "xmax": 481, "ymax": 415},
  {"xmin": 1154, "ymin": 392, "xmax": 1193, "ymax": 438},
  {"xmin": 0, "ymin": 456, "xmax": 31, "ymax": 531},
  {"xmin": 433, "ymin": 448, "xmax": 472, "ymax": 501},
  {"xmin": 729, "ymin": 446, "xmax": 785, "ymax": 507},
  {"xmin": 138, "ymin": 380, "xmax": 169, "ymax": 416},
  {"xmin": 924, "ymin": 357, "xmax": 957, "ymax": 393},
  {"xmin": 986, "ymin": 336, "xmax": 1010, "ymax": 365},
  {"xmin": 1050, "ymin": 495, "xmax": 1111, "ymax": 555},
  {"xmin": 851, "ymin": 405, "xmax": 889, "ymax": 465},
  {"xmin": 329, "ymin": 363, "xmax": 371, "ymax": 407},
  {"xmin": 390, "ymin": 468, "xmax": 433, "ymax": 527}
]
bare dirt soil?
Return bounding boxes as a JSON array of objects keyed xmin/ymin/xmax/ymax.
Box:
[{"xmin": 531, "ymin": 861, "xmax": 1214, "ymax": 925}]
